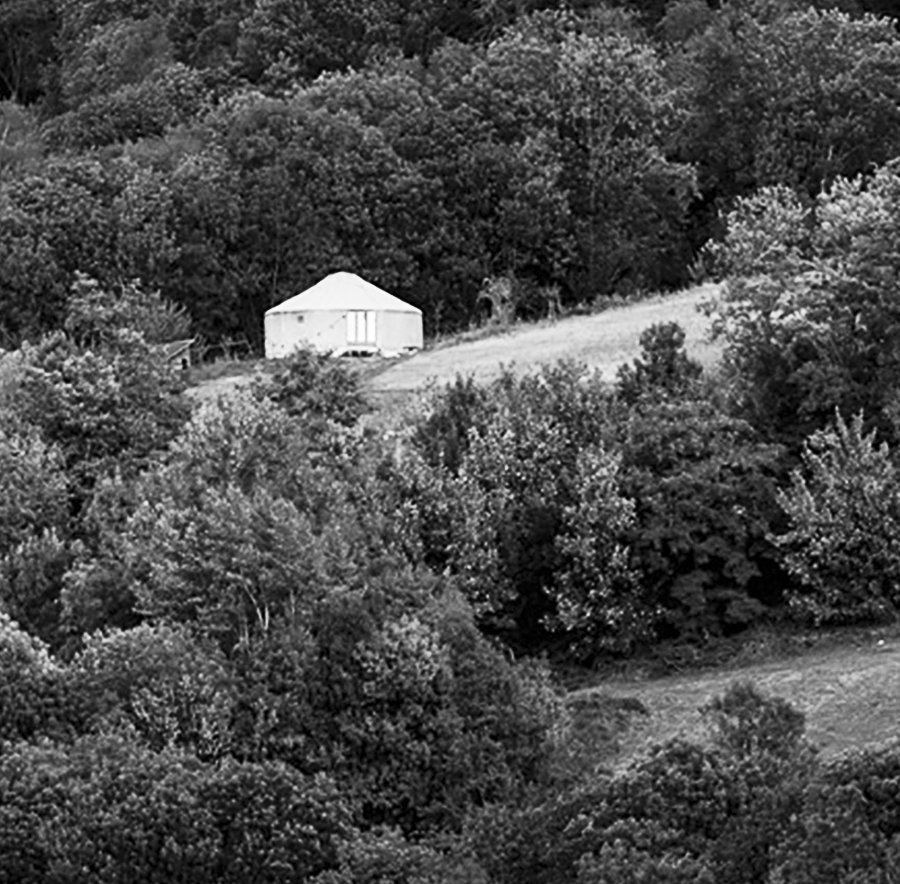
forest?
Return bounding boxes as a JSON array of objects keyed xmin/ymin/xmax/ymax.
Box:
[{"xmin": 6, "ymin": 0, "xmax": 900, "ymax": 881}]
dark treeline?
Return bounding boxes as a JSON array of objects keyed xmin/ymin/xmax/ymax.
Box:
[{"xmin": 2, "ymin": 0, "xmax": 900, "ymax": 348}]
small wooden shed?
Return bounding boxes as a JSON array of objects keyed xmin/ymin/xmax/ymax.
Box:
[{"xmin": 264, "ymin": 273, "xmax": 423, "ymax": 359}]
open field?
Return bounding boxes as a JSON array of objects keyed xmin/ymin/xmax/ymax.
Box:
[
  {"xmin": 368, "ymin": 283, "xmax": 722, "ymax": 394},
  {"xmin": 581, "ymin": 627, "xmax": 900, "ymax": 765}
]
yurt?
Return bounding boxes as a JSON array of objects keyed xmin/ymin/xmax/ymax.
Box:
[{"xmin": 264, "ymin": 272, "xmax": 423, "ymax": 359}]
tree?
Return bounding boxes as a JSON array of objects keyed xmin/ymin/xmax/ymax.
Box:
[
  {"xmin": 554, "ymin": 27, "xmax": 696, "ymax": 293},
  {"xmin": 0, "ymin": 0, "xmax": 58, "ymax": 103},
  {"xmin": 709, "ymin": 162, "xmax": 900, "ymax": 446},
  {"xmin": 674, "ymin": 6, "xmax": 900, "ymax": 203},
  {"xmin": 776, "ymin": 412, "xmax": 900, "ymax": 625},
  {"xmin": 14, "ymin": 276, "xmax": 191, "ymax": 493}
]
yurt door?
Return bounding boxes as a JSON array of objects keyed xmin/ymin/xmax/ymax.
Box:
[{"xmin": 347, "ymin": 311, "xmax": 377, "ymax": 344}]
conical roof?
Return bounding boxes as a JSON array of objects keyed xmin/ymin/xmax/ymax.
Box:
[{"xmin": 266, "ymin": 272, "xmax": 421, "ymax": 315}]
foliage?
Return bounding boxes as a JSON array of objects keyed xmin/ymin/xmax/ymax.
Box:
[
  {"xmin": 709, "ymin": 161, "xmax": 900, "ymax": 447},
  {"xmin": 616, "ymin": 321, "xmax": 703, "ymax": 406},
  {"xmin": 0, "ymin": 733, "xmax": 352, "ymax": 884},
  {"xmin": 128, "ymin": 484, "xmax": 329, "ymax": 650},
  {"xmin": 411, "ymin": 374, "xmax": 494, "ymax": 474},
  {"xmin": 64, "ymin": 273, "xmax": 192, "ymax": 346},
  {"xmin": 227, "ymin": 586, "xmax": 563, "ymax": 834},
  {"xmin": 551, "ymin": 447, "xmax": 645, "ymax": 652},
  {"xmin": 701, "ymin": 680, "xmax": 806, "ymax": 760},
  {"xmin": 70, "ymin": 623, "xmax": 234, "ymax": 758},
  {"xmin": 0, "ymin": 612, "xmax": 92, "ymax": 744},
  {"xmin": 402, "ymin": 363, "xmax": 648, "ymax": 653},
  {"xmin": 259, "ymin": 347, "xmax": 369, "ymax": 428},
  {"xmin": 0, "ymin": 422, "xmax": 67, "ymax": 552},
  {"xmin": 14, "ymin": 277, "xmax": 191, "ymax": 492},
  {"xmin": 0, "ymin": 528, "xmax": 73, "ymax": 648},
  {"xmin": 674, "ymin": 6, "xmax": 900, "ymax": 202},
  {"xmin": 769, "ymin": 782, "xmax": 897, "ymax": 884},
  {"xmin": 243, "ymin": 589, "xmax": 563, "ymax": 834},
  {"xmin": 776, "ymin": 411, "xmax": 900, "ymax": 625},
  {"xmin": 468, "ymin": 681, "xmax": 819, "ymax": 884},
  {"xmin": 615, "ymin": 398, "xmax": 787, "ymax": 639},
  {"xmin": 403, "ymin": 361, "xmax": 788, "ymax": 655},
  {"xmin": 313, "ymin": 826, "xmax": 489, "ymax": 884}
]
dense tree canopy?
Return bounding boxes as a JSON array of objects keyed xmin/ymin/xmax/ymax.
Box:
[{"xmin": 13, "ymin": 1, "xmax": 900, "ymax": 344}]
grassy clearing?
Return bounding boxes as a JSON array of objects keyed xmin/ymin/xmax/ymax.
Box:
[
  {"xmin": 576, "ymin": 621, "xmax": 900, "ymax": 767},
  {"xmin": 369, "ymin": 283, "xmax": 722, "ymax": 393}
]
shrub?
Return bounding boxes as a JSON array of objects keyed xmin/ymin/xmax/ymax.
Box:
[
  {"xmin": 708, "ymin": 164, "xmax": 900, "ymax": 447},
  {"xmin": 701, "ymin": 681, "xmax": 806, "ymax": 760},
  {"xmin": 405, "ymin": 363, "xmax": 788, "ymax": 655},
  {"xmin": 403, "ymin": 363, "xmax": 645, "ymax": 654},
  {"xmin": 127, "ymin": 485, "xmax": 331, "ymax": 650},
  {"xmin": 0, "ymin": 424, "xmax": 68, "ymax": 552},
  {"xmin": 0, "ymin": 529, "xmax": 73, "ymax": 648},
  {"xmin": 258, "ymin": 347, "xmax": 368, "ymax": 428},
  {"xmin": 411, "ymin": 375, "xmax": 494, "ymax": 474},
  {"xmin": 615, "ymin": 322, "xmax": 703, "ymax": 406},
  {"xmin": 577, "ymin": 842, "xmax": 714, "ymax": 884},
  {"xmin": 0, "ymin": 736, "xmax": 354, "ymax": 884},
  {"xmin": 551, "ymin": 447, "xmax": 647, "ymax": 655},
  {"xmin": 776, "ymin": 411, "xmax": 900, "ymax": 624},
  {"xmin": 818, "ymin": 742, "xmax": 900, "ymax": 840}
]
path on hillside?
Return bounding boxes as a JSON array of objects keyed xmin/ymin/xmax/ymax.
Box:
[
  {"xmin": 369, "ymin": 283, "xmax": 722, "ymax": 394},
  {"xmin": 585, "ymin": 635, "xmax": 900, "ymax": 761}
]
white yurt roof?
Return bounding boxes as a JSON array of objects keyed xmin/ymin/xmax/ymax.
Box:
[{"xmin": 266, "ymin": 272, "xmax": 421, "ymax": 315}]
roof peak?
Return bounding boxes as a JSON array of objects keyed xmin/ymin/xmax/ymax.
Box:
[{"xmin": 266, "ymin": 274, "xmax": 421, "ymax": 315}]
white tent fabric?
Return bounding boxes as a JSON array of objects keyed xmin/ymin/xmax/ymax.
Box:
[{"xmin": 264, "ymin": 272, "xmax": 423, "ymax": 359}]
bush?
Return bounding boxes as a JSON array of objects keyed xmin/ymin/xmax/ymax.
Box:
[
  {"xmin": 127, "ymin": 484, "xmax": 330, "ymax": 650},
  {"xmin": 0, "ymin": 529, "xmax": 73, "ymax": 648},
  {"xmin": 615, "ymin": 322, "xmax": 703, "ymax": 406},
  {"xmin": 0, "ymin": 736, "xmax": 220, "ymax": 884},
  {"xmin": 708, "ymin": 164, "xmax": 900, "ymax": 447},
  {"xmin": 201, "ymin": 760, "xmax": 352, "ymax": 883},
  {"xmin": 258, "ymin": 348, "xmax": 368, "ymax": 429},
  {"xmin": 776, "ymin": 411, "xmax": 900, "ymax": 624},
  {"xmin": 405, "ymin": 363, "xmax": 789, "ymax": 656},
  {"xmin": 701, "ymin": 680, "xmax": 806, "ymax": 760}
]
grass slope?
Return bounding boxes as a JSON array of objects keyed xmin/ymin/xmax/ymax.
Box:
[
  {"xmin": 578, "ymin": 626, "xmax": 900, "ymax": 766},
  {"xmin": 369, "ymin": 283, "xmax": 722, "ymax": 394}
]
